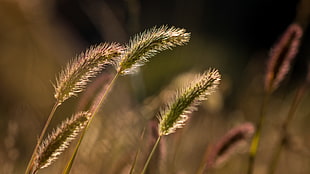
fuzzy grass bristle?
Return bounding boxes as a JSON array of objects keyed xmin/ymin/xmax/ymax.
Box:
[
  {"xmin": 54, "ymin": 43, "xmax": 124, "ymax": 104},
  {"xmin": 117, "ymin": 25, "xmax": 190, "ymax": 75},
  {"xmin": 158, "ymin": 69, "xmax": 221, "ymax": 136},
  {"xmin": 31, "ymin": 111, "xmax": 91, "ymax": 173}
]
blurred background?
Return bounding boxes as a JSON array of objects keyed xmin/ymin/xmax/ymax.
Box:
[{"xmin": 0, "ymin": 0, "xmax": 309, "ymax": 173}]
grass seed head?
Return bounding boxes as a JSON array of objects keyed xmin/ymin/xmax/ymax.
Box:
[
  {"xmin": 32, "ymin": 111, "xmax": 91, "ymax": 173},
  {"xmin": 55, "ymin": 43, "xmax": 124, "ymax": 104},
  {"xmin": 158, "ymin": 69, "xmax": 221, "ymax": 136},
  {"xmin": 206, "ymin": 122, "xmax": 255, "ymax": 169},
  {"xmin": 118, "ymin": 25, "xmax": 190, "ymax": 75},
  {"xmin": 265, "ymin": 23, "xmax": 303, "ymax": 93}
]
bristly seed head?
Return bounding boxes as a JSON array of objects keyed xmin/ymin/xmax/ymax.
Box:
[
  {"xmin": 32, "ymin": 111, "xmax": 91, "ymax": 173},
  {"xmin": 158, "ymin": 69, "xmax": 221, "ymax": 136},
  {"xmin": 265, "ymin": 23, "xmax": 303, "ymax": 93},
  {"xmin": 117, "ymin": 25, "xmax": 190, "ymax": 75},
  {"xmin": 205, "ymin": 122, "xmax": 255, "ymax": 169},
  {"xmin": 54, "ymin": 43, "xmax": 124, "ymax": 104}
]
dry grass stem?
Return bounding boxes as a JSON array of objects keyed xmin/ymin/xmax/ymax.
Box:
[
  {"xmin": 76, "ymin": 73, "xmax": 113, "ymax": 112},
  {"xmin": 145, "ymin": 120, "xmax": 162, "ymax": 174},
  {"xmin": 268, "ymin": 64, "xmax": 310, "ymax": 174}
]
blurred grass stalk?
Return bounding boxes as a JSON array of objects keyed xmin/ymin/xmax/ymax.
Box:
[
  {"xmin": 268, "ymin": 66, "xmax": 310, "ymax": 174},
  {"xmin": 247, "ymin": 22, "xmax": 303, "ymax": 174}
]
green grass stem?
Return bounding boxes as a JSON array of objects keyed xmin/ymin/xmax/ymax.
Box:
[
  {"xmin": 25, "ymin": 102, "xmax": 60, "ymax": 174},
  {"xmin": 141, "ymin": 136, "xmax": 161, "ymax": 174},
  {"xmin": 247, "ymin": 93, "xmax": 270, "ymax": 174},
  {"xmin": 268, "ymin": 84, "xmax": 308, "ymax": 174},
  {"xmin": 62, "ymin": 73, "xmax": 120, "ymax": 174}
]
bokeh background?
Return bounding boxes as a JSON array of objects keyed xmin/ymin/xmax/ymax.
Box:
[{"xmin": 0, "ymin": 0, "xmax": 309, "ymax": 173}]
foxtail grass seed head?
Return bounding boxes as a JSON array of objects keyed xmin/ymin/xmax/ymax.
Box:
[
  {"xmin": 54, "ymin": 43, "xmax": 124, "ymax": 104},
  {"xmin": 206, "ymin": 122, "xmax": 255, "ymax": 169},
  {"xmin": 117, "ymin": 26, "xmax": 190, "ymax": 75},
  {"xmin": 32, "ymin": 111, "xmax": 91, "ymax": 173},
  {"xmin": 265, "ymin": 23, "xmax": 303, "ymax": 93},
  {"xmin": 158, "ymin": 69, "xmax": 221, "ymax": 136}
]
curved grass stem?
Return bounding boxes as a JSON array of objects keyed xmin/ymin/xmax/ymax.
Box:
[
  {"xmin": 141, "ymin": 136, "xmax": 161, "ymax": 174},
  {"xmin": 129, "ymin": 128, "xmax": 146, "ymax": 174},
  {"xmin": 62, "ymin": 73, "xmax": 120, "ymax": 174},
  {"xmin": 25, "ymin": 102, "xmax": 60, "ymax": 174},
  {"xmin": 195, "ymin": 149, "xmax": 210, "ymax": 174},
  {"xmin": 247, "ymin": 93, "xmax": 270, "ymax": 174},
  {"xmin": 268, "ymin": 84, "xmax": 307, "ymax": 174}
]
